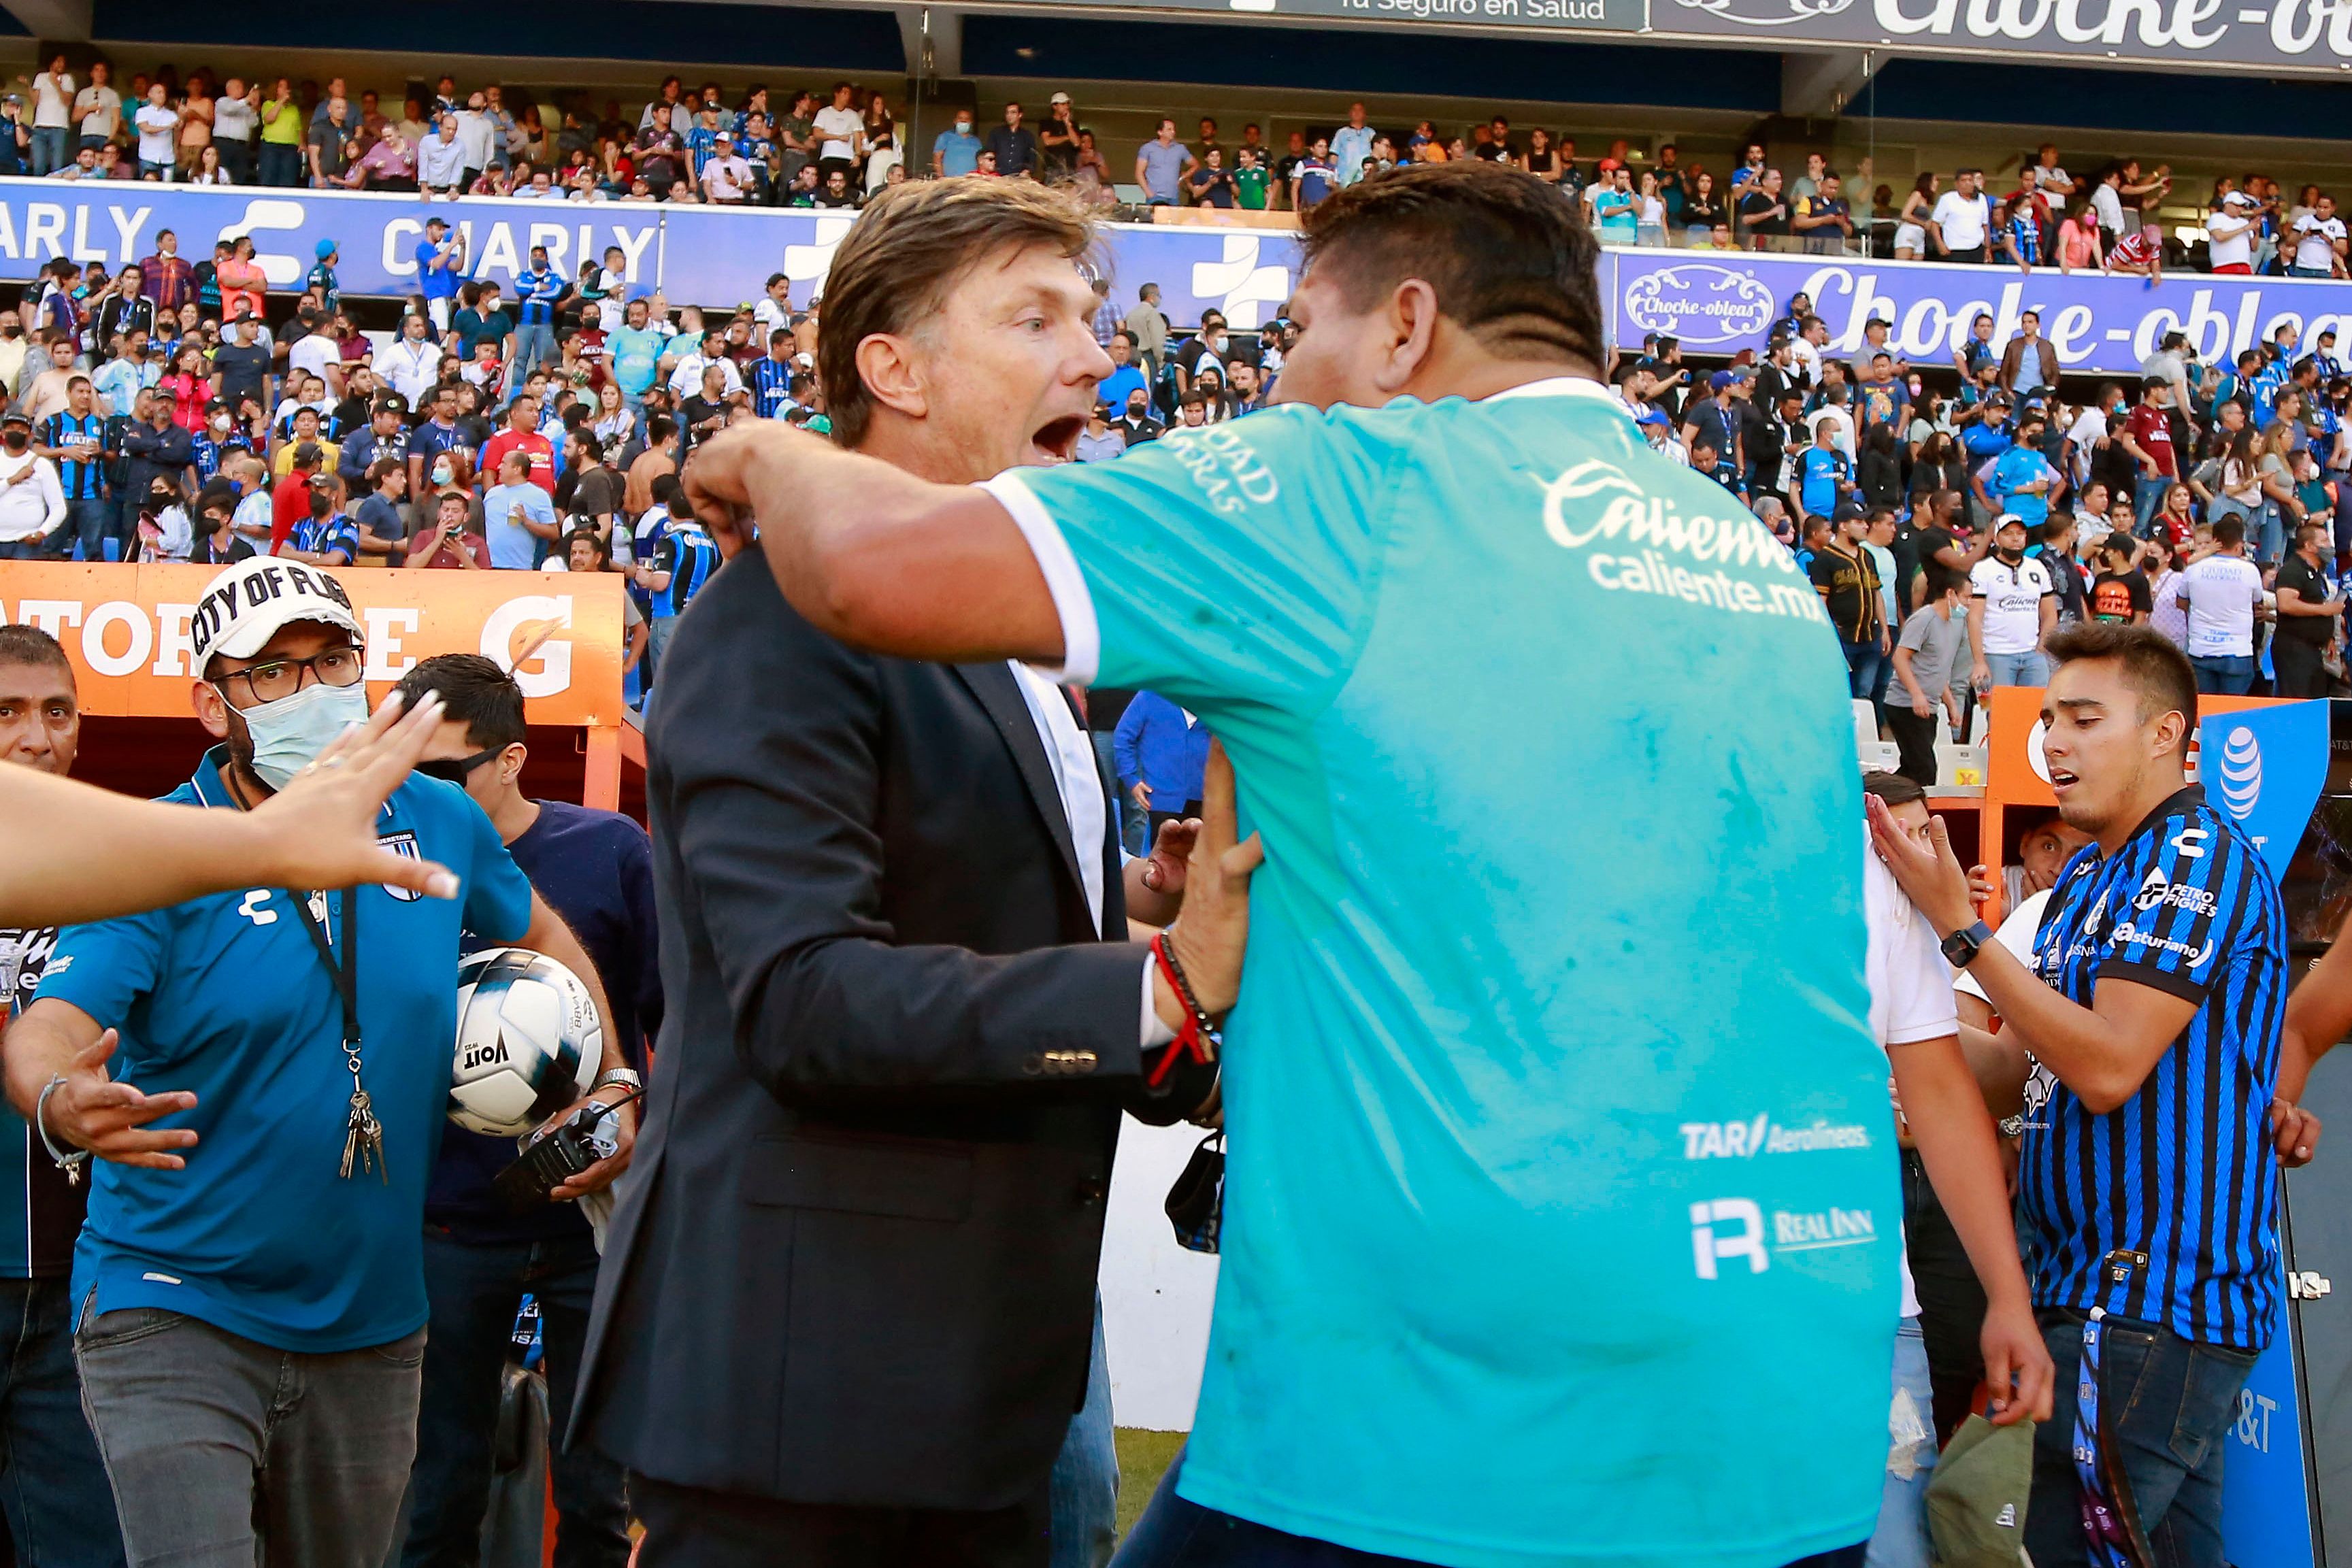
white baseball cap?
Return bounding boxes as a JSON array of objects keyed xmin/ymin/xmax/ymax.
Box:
[{"xmin": 190, "ymin": 557, "xmax": 366, "ymax": 669}]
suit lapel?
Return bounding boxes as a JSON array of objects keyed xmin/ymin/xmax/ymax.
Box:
[{"xmin": 950, "ymin": 661, "xmax": 1089, "ymax": 913}]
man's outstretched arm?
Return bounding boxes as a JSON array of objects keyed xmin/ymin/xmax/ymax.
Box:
[{"xmin": 684, "ymin": 420, "xmax": 1065, "ymax": 665}]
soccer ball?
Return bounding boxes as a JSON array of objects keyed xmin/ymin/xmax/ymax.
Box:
[{"xmin": 449, "ymin": 948, "xmax": 603, "ymax": 1137}]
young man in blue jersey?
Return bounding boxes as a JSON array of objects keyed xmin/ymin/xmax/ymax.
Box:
[
  {"xmin": 629, "ymin": 488, "xmax": 716, "ymax": 694},
  {"xmin": 0, "ymin": 626, "xmax": 127, "ymax": 1568},
  {"xmin": 1870, "ymin": 621, "xmax": 2287, "ymax": 1568},
  {"xmin": 392, "ymin": 655, "xmax": 657, "ymax": 1568},
  {"xmin": 2, "ymin": 558, "xmax": 640, "ymax": 1568},
  {"xmin": 682, "ymin": 160, "xmax": 1902, "ymax": 1568}
]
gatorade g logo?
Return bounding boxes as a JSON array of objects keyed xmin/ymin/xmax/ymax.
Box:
[{"xmin": 1690, "ymin": 1198, "xmax": 1769, "ymax": 1279}]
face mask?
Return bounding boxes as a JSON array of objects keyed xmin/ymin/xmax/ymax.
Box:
[
  {"xmin": 955, "ymin": 120, "xmax": 971, "ymax": 134},
  {"xmin": 1997, "ymin": 544, "xmax": 2024, "ymax": 563},
  {"xmin": 210, "ymin": 414, "xmax": 231, "ymax": 433},
  {"xmin": 432, "ymin": 463, "xmax": 454, "ymax": 485},
  {"xmin": 2, "ymin": 432, "xmax": 24, "ymax": 452},
  {"xmin": 243, "ymin": 679, "xmax": 370, "ymax": 792}
]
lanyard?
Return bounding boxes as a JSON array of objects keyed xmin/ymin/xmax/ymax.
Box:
[
  {"xmin": 2074, "ymin": 1248, "xmax": 2153, "ymax": 1568},
  {"xmin": 286, "ymin": 886, "xmax": 388, "ymax": 1183}
]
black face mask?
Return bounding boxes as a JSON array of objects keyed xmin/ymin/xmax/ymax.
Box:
[
  {"xmin": 1996, "ymin": 544, "xmax": 2025, "ymax": 563},
  {"xmin": 2, "ymin": 432, "xmax": 26, "ymax": 452}
]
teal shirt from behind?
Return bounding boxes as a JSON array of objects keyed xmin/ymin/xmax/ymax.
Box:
[
  {"xmin": 40, "ymin": 747, "xmax": 533, "ymax": 1353},
  {"xmin": 986, "ymin": 379, "xmax": 1898, "ymax": 1568}
]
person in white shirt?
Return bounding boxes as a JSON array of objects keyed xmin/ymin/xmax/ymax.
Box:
[
  {"xmin": 132, "ymin": 83, "xmax": 178, "ymax": 178},
  {"xmin": 700, "ymin": 133, "xmax": 753, "ymax": 204},
  {"xmin": 71, "ymin": 61, "xmax": 120, "ymax": 150},
  {"xmin": 1930, "ymin": 169, "xmax": 1992, "ymax": 263},
  {"xmin": 2291, "ymin": 194, "xmax": 2348, "ymax": 279},
  {"xmin": 2174, "ymin": 514, "xmax": 2264, "ymax": 694},
  {"xmin": 416, "ymin": 115, "xmax": 465, "ymax": 195},
  {"xmin": 0, "ymin": 411, "xmax": 65, "ymax": 556},
  {"xmin": 28, "ymin": 56, "xmax": 71, "ymax": 176},
  {"xmin": 1857, "ymin": 771, "xmax": 2054, "ymax": 1568},
  {"xmin": 752, "ymin": 273, "xmax": 792, "ymax": 341},
  {"xmin": 2028, "ymin": 143, "xmax": 2074, "ymax": 201},
  {"xmin": 2204, "ymin": 190, "xmax": 2257, "ymax": 275},
  {"xmin": 664, "ymin": 339, "xmax": 743, "ymax": 399},
  {"xmin": 1968, "ymin": 514, "xmax": 2058, "ymax": 688},
  {"xmin": 452, "ymin": 93, "xmax": 496, "ymax": 182},
  {"xmin": 379, "ymin": 314, "xmax": 440, "ymax": 408},
  {"xmin": 812, "ymin": 84, "xmax": 863, "ymax": 174}
]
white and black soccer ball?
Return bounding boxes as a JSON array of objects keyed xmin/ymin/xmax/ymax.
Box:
[{"xmin": 449, "ymin": 948, "xmax": 603, "ymax": 1137}]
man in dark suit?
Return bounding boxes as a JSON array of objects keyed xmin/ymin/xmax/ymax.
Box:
[{"xmin": 572, "ymin": 178, "xmax": 1252, "ymax": 1568}]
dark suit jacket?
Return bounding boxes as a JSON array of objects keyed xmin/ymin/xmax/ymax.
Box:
[{"xmin": 572, "ymin": 548, "xmax": 1165, "ymax": 1511}]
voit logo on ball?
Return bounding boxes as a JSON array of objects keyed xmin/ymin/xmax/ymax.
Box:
[
  {"xmin": 2217, "ymin": 726, "xmax": 2263, "ymax": 820},
  {"xmin": 1621, "ymin": 264, "xmax": 1777, "ymax": 348}
]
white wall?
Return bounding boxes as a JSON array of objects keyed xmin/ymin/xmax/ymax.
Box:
[{"xmin": 1099, "ymin": 1114, "xmax": 1221, "ymax": 1431}]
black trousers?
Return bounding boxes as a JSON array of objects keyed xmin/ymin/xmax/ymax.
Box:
[
  {"xmin": 633, "ymin": 1473, "xmax": 1052, "ymax": 1568},
  {"xmin": 1883, "ymin": 705, "xmax": 1940, "ymax": 788},
  {"xmin": 1901, "ymin": 1147, "xmax": 1989, "ymax": 1442},
  {"xmin": 2272, "ymin": 633, "xmax": 2332, "ymax": 699}
]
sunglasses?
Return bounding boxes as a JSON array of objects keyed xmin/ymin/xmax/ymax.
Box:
[{"xmin": 416, "ymin": 746, "xmax": 503, "ymax": 784}]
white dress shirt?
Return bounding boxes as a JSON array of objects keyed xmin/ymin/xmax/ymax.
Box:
[{"xmin": 0, "ymin": 451, "xmax": 64, "ymax": 543}]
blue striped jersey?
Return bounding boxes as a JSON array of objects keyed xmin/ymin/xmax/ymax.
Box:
[
  {"xmin": 651, "ymin": 523, "xmax": 718, "ymax": 618},
  {"xmin": 2021, "ymin": 786, "xmax": 2286, "ymax": 1350},
  {"xmin": 42, "ymin": 411, "xmax": 106, "ymax": 501},
  {"xmin": 749, "ymin": 356, "xmax": 795, "ymax": 419},
  {"xmin": 514, "ymin": 267, "xmax": 563, "ymax": 329},
  {"xmin": 0, "ymin": 927, "xmax": 80, "ymax": 1279}
]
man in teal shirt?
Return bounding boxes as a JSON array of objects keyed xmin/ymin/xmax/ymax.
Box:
[
  {"xmin": 684, "ymin": 164, "xmax": 1902, "ymax": 1568},
  {"xmin": 606, "ymin": 296, "xmax": 672, "ymax": 412}
]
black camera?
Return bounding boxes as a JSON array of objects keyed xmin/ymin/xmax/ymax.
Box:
[{"xmin": 491, "ymin": 1097, "xmax": 626, "ymax": 1212}]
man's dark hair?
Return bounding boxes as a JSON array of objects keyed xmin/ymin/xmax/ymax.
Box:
[
  {"xmin": 650, "ymin": 472, "xmax": 684, "ymax": 505},
  {"xmin": 644, "ymin": 414, "xmax": 677, "ymax": 444},
  {"xmin": 394, "ymin": 653, "xmax": 525, "ymax": 752},
  {"xmin": 2044, "ymin": 621, "xmax": 2198, "ymax": 758},
  {"xmin": 1921, "ymin": 562, "xmax": 1964, "ymax": 599},
  {"xmin": 2212, "ymin": 516, "xmax": 2246, "ymax": 549},
  {"xmin": 818, "ymin": 178, "xmax": 1095, "ymax": 450},
  {"xmin": 1861, "ymin": 770, "xmax": 1926, "ymax": 810},
  {"xmin": 566, "ymin": 525, "xmax": 612, "ymax": 567},
  {"xmin": 0, "ymin": 624, "xmax": 72, "ymax": 680},
  {"xmin": 1299, "ymin": 161, "xmax": 1604, "ymax": 371}
]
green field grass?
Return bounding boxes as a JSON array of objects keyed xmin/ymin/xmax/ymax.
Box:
[{"xmin": 1114, "ymin": 1428, "xmax": 1187, "ymax": 1538}]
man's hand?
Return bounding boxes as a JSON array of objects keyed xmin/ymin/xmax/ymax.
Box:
[
  {"xmin": 1129, "ymin": 781, "xmax": 1153, "ymax": 814},
  {"xmin": 1981, "ymin": 1291, "xmax": 2057, "ymax": 1424},
  {"xmin": 39, "ymin": 1027, "xmax": 199, "ymax": 1170},
  {"xmin": 2272, "ymin": 1096, "xmax": 2323, "ymax": 1167},
  {"xmin": 1142, "ymin": 814, "xmax": 1194, "ymax": 895},
  {"xmin": 1910, "ymin": 692, "xmax": 1934, "ymax": 718},
  {"xmin": 681, "ymin": 418, "xmax": 813, "ymax": 558},
  {"xmin": 1867, "ymin": 792, "xmax": 1976, "ymax": 936},
  {"xmin": 246, "ymin": 690, "xmax": 461, "ymax": 899},
  {"xmin": 542, "ymin": 1090, "xmax": 636, "ymax": 1201},
  {"xmin": 1155, "ymin": 743, "xmax": 1263, "ymax": 1024}
]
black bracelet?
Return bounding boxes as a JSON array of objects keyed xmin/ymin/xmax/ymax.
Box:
[{"xmin": 1154, "ymin": 931, "xmax": 1224, "ymax": 1063}]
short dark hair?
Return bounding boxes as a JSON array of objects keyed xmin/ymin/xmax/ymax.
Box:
[
  {"xmin": 1862, "ymin": 770, "xmax": 1926, "ymax": 810},
  {"xmin": 566, "ymin": 526, "xmax": 612, "ymax": 566},
  {"xmin": 0, "ymin": 624, "xmax": 72, "ymax": 682},
  {"xmin": 1300, "ymin": 161, "xmax": 1604, "ymax": 371},
  {"xmin": 393, "ymin": 653, "xmax": 525, "ymax": 752},
  {"xmin": 2044, "ymin": 621, "xmax": 2198, "ymax": 758},
  {"xmin": 2211, "ymin": 516, "xmax": 2246, "ymax": 549}
]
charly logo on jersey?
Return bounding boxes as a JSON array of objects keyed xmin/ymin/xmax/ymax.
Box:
[
  {"xmin": 1620, "ymin": 264, "xmax": 1776, "ymax": 347},
  {"xmin": 1680, "ymin": 1114, "xmax": 1871, "ymax": 1158},
  {"xmin": 378, "ymin": 832, "xmax": 424, "ymax": 901},
  {"xmin": 2217, "ymin": 725, "xmax": 2263, "ymax": 820}
]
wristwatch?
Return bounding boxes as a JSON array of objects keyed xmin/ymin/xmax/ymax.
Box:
[
  {"xmin": 1940, "ymin": 919, "xmax": 1993, "ymax": 969},
  {"xmin": 591, "ymin": 1067, "xmax": 644, "ymax": 1096}
]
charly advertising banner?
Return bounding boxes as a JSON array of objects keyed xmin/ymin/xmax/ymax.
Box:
[
  {"xmin": 1649, "ymin": 0, "xmax": 2352, "ymax": 74},
  {"xmin": 0, "ymin": 178, "xmax": 1304, "ymax": 330},
  {"xmin": 1608, "ymin": 249, "xmax": 2352, "ymax": 377}
]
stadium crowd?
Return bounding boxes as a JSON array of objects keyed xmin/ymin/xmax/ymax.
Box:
[{"xmin": 0, "ymin": 59, "xmax": 2341, "ymax": 275}]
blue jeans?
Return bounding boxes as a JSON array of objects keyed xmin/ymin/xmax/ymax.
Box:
[
  {"xmin": 1983, "ymin": 649, "xmax": 2050, "ymax": 688},
  {"xmin": 1841, "ymin": 637, "xmax": 1888, "ymax": 703},
  {"xmin": 1864, "ymin": 1320, "xmax": 1935, "ymax": 1568},
  {"xmin": 0, "ymin": 539, "xmax": 48, "ymax": 559},
  {"xmin": 0, "ymin": 1278, "xmax": 125, "ymax": 1567},
  {"xmin": 57, "ymin": 497, "xmax": 111, "ymax": 562},
  {"xmin": 256, "ymin": 141, "xmax": 304, "ymax": 187},
  {"xmin": 2190, "ymin": 654, "xmax": 2256, "ymax": 695},
  {"xmin": 2134, "ymin": 475, "xmax": 2172, "ymax": 535},
  {"xmin": 2024, "ymin": 1312, "xmax": 2254, "ymax": 1568},
  {"xmin": 28, "ymin": 126, "xmax": 66, "ymax": 177},
  {"xmin": 1048, "ymin": 1295, "xmax": 1117, "ymax": 1568},
  {"xmin": 401, "ymin": 1231, "xmax": 628, "ymax": 1568},
  {"xmin": 2255, "ymin": 501, "xmax": 2286, "ymax": 568},
  {"xmin": 1112, "ymin": 1448, "xmax": 1866, "ymax": 1567},
  {"xmin": 2290, "ymin": 265, "xmax": 2334, "ymax": 278},
  {"xmin": 512, "ymin": 323, "xmax": 557, "ymax": 376}
]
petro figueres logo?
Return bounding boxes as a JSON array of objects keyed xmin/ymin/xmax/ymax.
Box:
[
  {"xmin": 1621, "ymin": 264, "xmax": 1777, "ymax": 348},
  {"xmin": 1663, "ymin": 0, "xmax": 1853, "ymax": 22},
  {"xmin": 2218, "ymin": 726, "xmax": 2263, "ymax": 820}
]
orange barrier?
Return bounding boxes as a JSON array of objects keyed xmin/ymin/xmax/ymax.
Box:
[{"xmin": 0, "ymin": 563, "xmax": 632, "ymax": 810}]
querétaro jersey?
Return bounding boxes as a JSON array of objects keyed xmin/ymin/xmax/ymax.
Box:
[
  {"xmin": 984, "ymin": 377, "xmax": 1897, "ymax": 1568},
  {"xmin": 2022, "ymin": 786, "xmax": 2286, "ymax": 1349}
]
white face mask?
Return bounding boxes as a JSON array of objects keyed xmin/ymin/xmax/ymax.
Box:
[
  {"xmin": 243, "ymin": 679, "xmax": 370, "ymax": 792},
  {"xmin": 955, "ymin": 121, "xmax": 972, "ymax": 134}
]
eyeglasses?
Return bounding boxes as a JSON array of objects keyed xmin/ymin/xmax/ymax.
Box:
[
  {"xmin": 416, "ymin": 746, "xmax": 503, "ymax": 784},
  {"xmin": 213, "ymin": 645, "xmax": 365, "ymax": 707}
]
